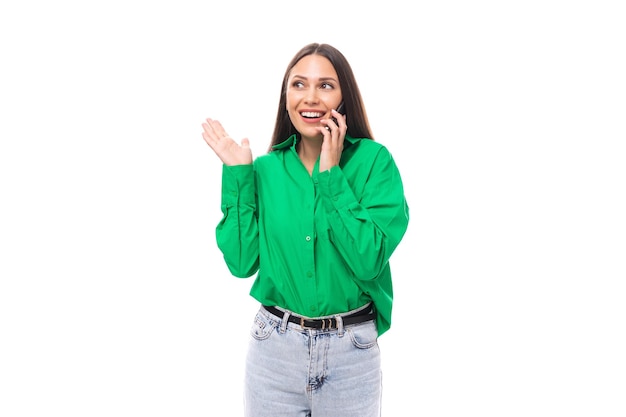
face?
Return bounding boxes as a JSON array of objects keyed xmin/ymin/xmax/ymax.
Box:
[{"xmin": 286, "ymin": 54, "xmax": 342, "ymax": 141}]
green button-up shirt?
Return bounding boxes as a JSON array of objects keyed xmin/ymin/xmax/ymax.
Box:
[{"xmin": 216, "ymin": 134, "xmax": 409, "ymax": 336}]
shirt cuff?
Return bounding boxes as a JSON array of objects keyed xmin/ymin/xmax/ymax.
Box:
[
  {"xmin": 318, "ymin": 165, "xmax": 355, "ymax": 212},
  {"xmin": 221, "ymin": 164, "xmax": 255, "ymax": 206}
]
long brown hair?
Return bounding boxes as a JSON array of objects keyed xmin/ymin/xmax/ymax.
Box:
[{"xmin": 267, "ymin": 43, "xmax": 374, "ymax": 152}]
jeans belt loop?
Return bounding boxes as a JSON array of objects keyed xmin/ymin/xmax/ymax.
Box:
[
  {"xmin": 336, "ymin": 315, "xmax": 345, "ymax": 337},
  {"xmin": 280, "ymin": 310, "xmax": 290, "ymax": 333}
]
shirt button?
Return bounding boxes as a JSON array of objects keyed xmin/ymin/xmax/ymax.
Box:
[
  {"xmin": 305, "ymin": 235, "xmax": 311, "ymax": 241},
  {"xmin": 306, "ymin": 271, "xmax": 313, "ymax": 278},
  {"xmin": 309, "ymin": 305, "xmax": 317, "ymax": 313}
]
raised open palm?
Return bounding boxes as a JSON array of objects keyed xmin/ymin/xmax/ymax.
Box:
[{"xmin": 202, "ymin": 118, "xmax": 253, "ymax": 166}]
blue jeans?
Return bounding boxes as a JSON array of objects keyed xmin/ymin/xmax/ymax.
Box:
[{"xmin": 244, "ymin": 305, "xmax": 382, "ymax": 417}]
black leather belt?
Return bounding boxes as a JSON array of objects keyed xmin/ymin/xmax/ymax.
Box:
[{"xmin": 262, "ymin": 304, "xmax": 375, "ymax": 330}]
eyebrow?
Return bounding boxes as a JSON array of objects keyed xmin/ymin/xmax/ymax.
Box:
[{"xmin": 291, "ymin": 75, "xmax": 338, "ymax": 83}]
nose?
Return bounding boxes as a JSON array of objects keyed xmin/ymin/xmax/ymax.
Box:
[{"xmin": 304, "ymin": 87, "xmax": 320, "ymax": 104}]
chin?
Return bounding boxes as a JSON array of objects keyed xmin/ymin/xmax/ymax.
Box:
[
  {"xmin": 302, "ymin": 132, "xmax": 324, "ymax": 142},
  {"xmin": 297, "ymin": 126, "xmax": 322, "ymax": 140}
]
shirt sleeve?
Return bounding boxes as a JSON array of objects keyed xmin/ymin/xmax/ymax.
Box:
[
  {"xmin": 318, "ymin": 147, "xmax": 409, "ymax": 281},
  {"xmin": 216, "ymin": 164, "xmax": 259, "ymax": 278}
]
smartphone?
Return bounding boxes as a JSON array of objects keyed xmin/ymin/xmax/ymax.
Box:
[{"xmin": 331, "ymin": 101, "xmax": 345, "ymax": 125}]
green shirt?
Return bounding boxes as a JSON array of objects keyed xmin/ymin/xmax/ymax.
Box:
[{"xmin": 216, "ymin": 134, "xmax": 409, "ymax": 336}]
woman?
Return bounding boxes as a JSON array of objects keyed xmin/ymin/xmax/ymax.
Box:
[{"xmin": 202, "ymin": 43, "xmax": 409, "ymax": 417}]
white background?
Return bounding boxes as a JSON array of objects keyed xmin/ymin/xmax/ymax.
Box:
[{"xmin": 1, "ymin": 1, "xmax": 625, "ymax": 416}]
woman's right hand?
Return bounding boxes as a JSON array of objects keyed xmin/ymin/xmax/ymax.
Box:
[{"xmin": 202, "ymin": 118, "xmax": 253, "ymax": 166}]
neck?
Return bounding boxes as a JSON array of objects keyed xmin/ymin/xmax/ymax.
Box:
[
  {"xmin": 298, "ymin": 137, "xmax": 322, "ymax": 159},
  {"xmin": 297, "ymin": 137, "xmax": 322, "ymax": 174}
]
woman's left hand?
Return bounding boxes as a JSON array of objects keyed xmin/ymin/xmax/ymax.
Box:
[{"xmin": 319, "ymin": 108, "xmax": 347, "ymax": 172}]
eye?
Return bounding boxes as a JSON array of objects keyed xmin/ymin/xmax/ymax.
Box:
[
  {"xmin": 321, "ymin": 82, "xmax": 334, "ymax": 90},
  {"xmin": 292, "ymin": 81, "xmax": 305, "ymax": 88}
]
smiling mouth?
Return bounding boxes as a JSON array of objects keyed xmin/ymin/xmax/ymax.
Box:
[{"xmin": 300, "ymin": 111, "xmax": 324, "ymax": 118}]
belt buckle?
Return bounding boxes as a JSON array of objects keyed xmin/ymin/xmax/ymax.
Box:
[
  {"xmin": 300, "ymin": 317, "xmax": 324, "ymax": 330},
  {"xmin": 299, "ymin": 317, "xmax": 335, "ymax": 330}
]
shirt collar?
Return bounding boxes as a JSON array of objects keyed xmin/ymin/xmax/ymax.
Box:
[{"xmin": 271, "ymin": 134, "xmax": 360, "ymax": 151}]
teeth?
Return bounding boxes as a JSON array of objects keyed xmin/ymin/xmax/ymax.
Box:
[{"xmin": 301, "ymin": 112, "xmax": 323, "ymax": 118}]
